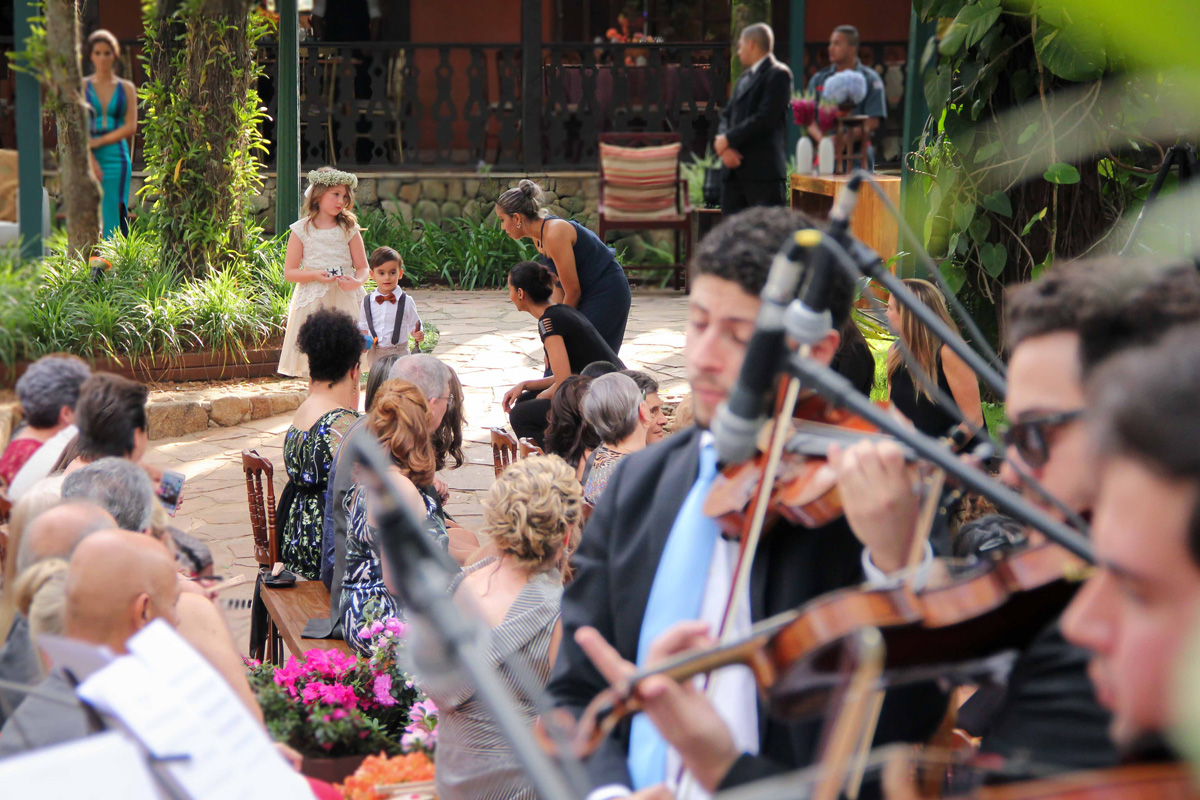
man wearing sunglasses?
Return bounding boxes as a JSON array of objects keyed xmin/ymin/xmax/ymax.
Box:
[{"xmin": 829, "ymin": 258, "xmax": 1200, "ymax": 780}]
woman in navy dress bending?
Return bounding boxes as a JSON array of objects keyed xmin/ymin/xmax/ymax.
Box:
[{"xmin": 495, "ymin": 180, "xmax": 632, "ymax": 355}]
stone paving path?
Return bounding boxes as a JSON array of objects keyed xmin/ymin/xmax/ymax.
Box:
[{"xmin": 149, "ymin": 288, "xmax": 688, "ymax": 652}]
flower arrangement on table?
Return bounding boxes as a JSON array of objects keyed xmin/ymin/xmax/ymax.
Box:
[
  {"xmin": 791, "ymin": 71, "xmax": 871, "ymax": 135},
  {"xmin": 245, "ymin": 616, "xmax": 429, "ymax": 758}
]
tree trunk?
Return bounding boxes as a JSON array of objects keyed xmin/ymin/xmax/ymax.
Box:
[{"xmin": 43, "ymin": 0, "xmax": 100, "ymax": 257}]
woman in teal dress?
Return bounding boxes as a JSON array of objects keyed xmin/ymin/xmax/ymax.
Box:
[
  {"xmin": 84, "ymin": 30, "xmax": 137, "ymax": 238},
  {"xmin": 279, "ymin": 309, "xmax": 363, "ymax": 579}
]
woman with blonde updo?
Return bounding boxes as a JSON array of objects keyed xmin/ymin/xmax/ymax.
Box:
[
  {"xmin": 416, "ymin": 455, "xmax": 581, "ymax": 800},
  {"xmin": 339, "ymin": 379, "xmax": 447, "ymax": 656}
]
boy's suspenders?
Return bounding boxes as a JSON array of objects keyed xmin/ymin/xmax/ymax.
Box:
[{"xmin": 365, "ymin": 291, "xmax": 409, "ymax": 346}]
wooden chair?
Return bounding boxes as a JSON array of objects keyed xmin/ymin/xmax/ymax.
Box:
[
  {"xmin": 242, "ymin": 448, "xmax": 350, "ymax": 663},
  {"xmin": 490, "ymin": 427, "xmax": 519, "ymax": 477},
  {"xmin": 242, "ymin": 450, "xmax": 278, "ymax": 569},
  {"xmin": 598, "ymin": 132, "xmax": 692, "ymax": 291},
  {"xmin": 519, "ymin": 438, "xmax": 544, "ymax": 458}
]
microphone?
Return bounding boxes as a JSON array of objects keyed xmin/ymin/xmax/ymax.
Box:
[{"xmin": 713, "ymin": 229, "xmax": 822, "ymax": 465}]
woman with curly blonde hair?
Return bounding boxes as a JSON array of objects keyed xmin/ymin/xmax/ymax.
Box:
[
  {"xmin": 339, "ymin": 379, "xmax": 446, "ymax": 655},
  {"xmin": 415, "ymin": 454, "xmax": 582, "ymax": 800}
]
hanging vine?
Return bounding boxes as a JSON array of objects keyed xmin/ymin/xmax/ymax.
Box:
[{"xmin": 911, "ymin": 0, "xmax": 1171, "ymax": 343}]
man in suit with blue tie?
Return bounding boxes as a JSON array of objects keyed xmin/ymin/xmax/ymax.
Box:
[
  {"xmin": 548, "ymin": 207, "xmax": 946, "ymax": 800},
  {"xmin": 715, "ymin": 24, "xmax": 794, "ymax": 215}
]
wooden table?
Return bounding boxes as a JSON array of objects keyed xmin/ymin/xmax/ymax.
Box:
[
  {"xmin": 260, "ymin": 580, "xmax": 353, "ymax": 662},
  {"xmin": 789, "ymin": 173, "xmax": 902, "ymax": 263}
]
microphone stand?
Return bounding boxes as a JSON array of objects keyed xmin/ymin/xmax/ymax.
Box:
[
  {"xmin": 349, "ymin": 435, "xmax": 586, "ymax": 800},
  {"xmin": 784, "ymin": 353, "xmax": 1094, "ymax": 563}
]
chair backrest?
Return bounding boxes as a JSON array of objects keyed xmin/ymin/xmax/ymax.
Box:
[
  {"xmin": 518, "ymin": 438, "xmax": 544, "ymax": 459},
  {"xmin": 490, "ymin": 427, "xmax": 519, "ymax": 477},
  {"xmin": 598, "ymin": 133, "xmax": 685, "ymax": 220},
  {"xmin": 242, "ymin": 449, "xmax": 278, "ymax": 568}
]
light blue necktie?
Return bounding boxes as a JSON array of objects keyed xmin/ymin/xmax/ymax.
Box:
[{"xmin": 628, "ymin": 440, "xmax": 721, "ymax": 790}]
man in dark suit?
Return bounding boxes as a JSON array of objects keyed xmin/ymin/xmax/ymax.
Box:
[
  {"xmin": 715, "ymin": 24, "xmax": 793, "ymax": 214},
  {"xmin": 548, "ymin": 207, "xmax": 946, "ymax": 800}
]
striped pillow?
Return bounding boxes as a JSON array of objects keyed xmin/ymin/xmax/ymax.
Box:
[{"xmin": 600, "ymin": 142, "xmax": 683, "ymax": 221}]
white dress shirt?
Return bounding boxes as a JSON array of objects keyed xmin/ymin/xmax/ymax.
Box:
[{"xmin": 360, "ymin": 289, "xmax": 420, "ymax": 348}]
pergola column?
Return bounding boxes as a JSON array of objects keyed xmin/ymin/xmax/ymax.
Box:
[
  {"xmin": 15, "ymin": 0, "xmax": 44, "ymax": 259},
  {"xmin": 275, "ymin": 0, "xmax": 300, "ymax": 232}
]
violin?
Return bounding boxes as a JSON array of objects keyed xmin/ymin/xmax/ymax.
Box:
[
  {"xmin": 704, "ymin": 394, "xmax": 924, "ymax": 535},
  {"xmin": 572, "ymin": 539, "xmax": 1088, "ymax": 757}
]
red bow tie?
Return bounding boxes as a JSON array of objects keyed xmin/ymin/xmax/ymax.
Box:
[{"xmin": 375, "ymin": 293, "xmax": 397, "ymax": 304}]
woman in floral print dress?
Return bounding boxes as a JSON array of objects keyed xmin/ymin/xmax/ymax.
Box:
[
  {"xmin": 340, "ymin": 379, "xmax": 449, "ymax": 655},
  {"xmin": 279, "ymin": 309, "xmax": 363, "ymax": 579}
]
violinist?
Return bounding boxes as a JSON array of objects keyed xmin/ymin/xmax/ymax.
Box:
[
  {"xmin": 834, "ymin": 258, "xmax": 1200, "ymax": 781},
  {"xmin": 1061, "ymin": 322, "xmax": 1200, "ymax": 762},
  {"xmin": 548, "ymin": 207, "xmax": 947, "ymax": 800}
]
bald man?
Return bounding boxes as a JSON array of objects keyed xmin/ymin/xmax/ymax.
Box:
[
  {"xmin": 0, "ymin": 502, "xmax": 116, "ymax": 727},
  {"xmin": 16, "ymin": 502, "xmax": 117, "ymax": 573},
  {"xmin": 0, "ymin": 531, "xmax": 180, "ymax": 757}
]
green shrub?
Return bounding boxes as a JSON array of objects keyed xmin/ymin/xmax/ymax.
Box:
[
  {"xmin": 356, "ymin": 206, "xmax": 537, "ymax": 290},
  {"xmin": 7, "ymin": 227, "xmax": 286, "ymax": 365}
]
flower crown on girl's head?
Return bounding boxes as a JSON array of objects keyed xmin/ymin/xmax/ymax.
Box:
[{"xmin": 307, "ymin": 168, "xmax": 359, "ymax": 190}]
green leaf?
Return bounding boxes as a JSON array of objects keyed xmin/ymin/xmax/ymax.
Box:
[
  {"xmin": 1031, "ymin": 253, "xmax": 1053, "ymax": 281},
  {"xmin": 981, "ymin": 190, "xmax": 1013, "ymax": 218},
  {"xmin": 924, "ymin": 65, "xmax": 951, "ymax": 116},
  {"xmin": 975, "ymin": 141, "xmax": 1003, "ymax": 162},
  {"xmin": 1044, "ymin": 162, "xmax": 1081, "ymax": 184},
  {"xmin": 968, "ymin": 217, "xmax": 992, "ymax": 244},
  {"xmin": 1017, "ymin": 121, "xmax": 1040, "ymax": 145},
  {"xmin": 921, "ymin": 35, "xmax": 938, "ymax": 73},
  {"xmin": 953, "ymin": 203, "xmax": 975, "ymax": 232},
  {"xmin": 1033, "ymin": 17, "xmax": 1106, "ymax": 82},
  {"xmin": 940, "ymin": 260, "xmax": 967, "ymax": 296},
  {"xmin": 1010, "ymin": 68, "xmax": 1034, "ymax": 102},
  {"xmin": 1020, "ymin": 207, "xmax": 1048, "ymax": 236},
  {"xmin": 944, "ymin": 110, "xmax": 975, "ymax": 152},
  {"xmin": 980, "ymin": 242, "xmax": 1008, "ymax": 278},
  {"xmin": 940, "ymin": 1, "xmax": 1004, "ymax": 56}
]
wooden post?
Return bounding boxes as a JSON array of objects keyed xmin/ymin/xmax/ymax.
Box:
[
  {"xmin": 521, "ymin": 0, "xmax": 543, "ymax": 168},
  {"xmin": 899, "ymin": 9, "xmax": 936, "ymax": 276},
  {"xmin": 275, "ymin": 0, "xmax": 301, "ymax": 233},
  {"xmin": 14, "ymin": 0, "xmax": 44, "ymax": 259}
]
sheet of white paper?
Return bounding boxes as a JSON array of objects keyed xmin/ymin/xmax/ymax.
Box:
[
  {"xmin": 0, "ymin": 731, "xmax": 161, "ymax": 800},
  {"xmin": 77, "ymin": 620, "xmax": 313, "ymax": 800}
]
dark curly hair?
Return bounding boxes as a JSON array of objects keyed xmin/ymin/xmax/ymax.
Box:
[
  {"xmin": 544, "ymin": 376, "xmax": 599, "ymax": 469},
  {"xmin": 297, "ymin": 308, "xmax": 364, "ymax": 383},
  {"xmin": 691, "ymin": 207, "xmax": 854, "ymax": 329},
  {"xmin": 508, "ymin": 260, "xmax": 555, "ymax": 304}
]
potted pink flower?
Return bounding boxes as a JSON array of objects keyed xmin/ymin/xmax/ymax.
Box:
[{"xmin": 245, "ymin": 617, "xmax": 426, "ymax": 783}]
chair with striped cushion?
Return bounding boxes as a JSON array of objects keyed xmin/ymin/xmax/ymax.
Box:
[{"xmin": 598, "ymin": 132, "xmax": 692, "ymax": 291}]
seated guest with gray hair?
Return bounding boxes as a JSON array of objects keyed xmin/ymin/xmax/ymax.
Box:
[
  {"xmin": 61, "ymin": 457, "xmax": 157, "ymax": 534},
  {"xmin": 620, "ymin": 369, "xmax": 669, "ymax": 445},
  {"xmin": 3, "ymin": 356, "xmax": 91, "ymax": 500},
  {"xmin": 580, "ymin": 372, "xmax": 652, "ymax": 506}
]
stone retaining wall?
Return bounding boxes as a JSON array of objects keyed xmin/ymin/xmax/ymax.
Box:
[{"xmin": 43, "ymin": 170, "xmax": 676, "ymax": 258}]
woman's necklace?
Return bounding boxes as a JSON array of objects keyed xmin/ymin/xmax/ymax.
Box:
[{"xmin": 534, "ymin": 217, "xmax": 549, "ymax": 251}]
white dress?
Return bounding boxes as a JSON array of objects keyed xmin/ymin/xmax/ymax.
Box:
[{"xmin": 277, "ymin": 219, "xmax": 367, "ymax": 378}]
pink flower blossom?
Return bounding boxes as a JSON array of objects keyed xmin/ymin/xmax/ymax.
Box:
[
  {"xmin": 373, "ymin": 674, "xmax": 397, "ymax": 707},
  {"xmin": 332, "ymin": 708, "xmax": 348, "ymax": 720},
  {"xmin": 384, "ymin": 618, "xmax": 407, "ymax": 637},
  {"xmin": 302, "ymin": 682, "xmax": 330, "ymax": 705},
  {"xmin": 358, "ymin": 625, "xmax": 373, "ymax": 640}
]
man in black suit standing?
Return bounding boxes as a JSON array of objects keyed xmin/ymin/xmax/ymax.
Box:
[
  {"xmin": 715, "ymin": 24, "xmax": 793, "ymax": 215},
  {"xmin": 548, "ymin": 207, "xmax": 945, "ymax": 800}
]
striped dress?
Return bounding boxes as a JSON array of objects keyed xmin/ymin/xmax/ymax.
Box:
[{"xmin": 416, "ymin": 558, "xmax": 562, "ymax": 800}]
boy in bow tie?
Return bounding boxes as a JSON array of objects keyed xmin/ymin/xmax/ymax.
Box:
[{"xmin": 359, "ymin": 246, "xmax": 423, "ymax": 370}]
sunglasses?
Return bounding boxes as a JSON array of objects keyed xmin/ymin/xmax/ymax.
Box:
[{"xmin": 1001, "ymin": 409, "xmax": 1084, "ymax": 469}]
